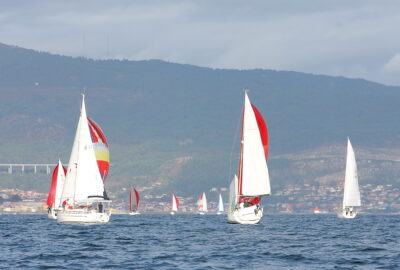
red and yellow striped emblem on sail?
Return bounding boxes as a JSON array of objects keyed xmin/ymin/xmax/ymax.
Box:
[{"xmin": 87, "ymin": 117, "xmax": 110, "ymax": 182}]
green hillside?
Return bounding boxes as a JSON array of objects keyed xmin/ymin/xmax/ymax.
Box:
[{"xmin": 0, "ymin": 43, "xmax": 399, "ymax": 196}]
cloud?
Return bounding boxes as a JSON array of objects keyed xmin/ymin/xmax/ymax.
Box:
[
  {"xmin": 383, "ymin": 53, "xmax": 400, "ymax": 73},
  {"xmin": 1, "ymin": 0, "xmax": 400, "ymax": 85}
]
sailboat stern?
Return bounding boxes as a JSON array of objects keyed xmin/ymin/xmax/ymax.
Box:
[{"xmin": 227, "ymin": 204, "xmax": 263, "ymax": 224}]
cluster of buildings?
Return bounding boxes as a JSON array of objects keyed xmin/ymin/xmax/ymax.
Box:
[
  {"xmin": 0, "ymin": 188, "xmax": 47, "ymax": 213},
  {"xmin": 270, "ymin": 183, "xmax": 400, "ymax": 214},
  {"xmin": 1, "ymin": 183, "xmax": 399, "ymax": 214}
]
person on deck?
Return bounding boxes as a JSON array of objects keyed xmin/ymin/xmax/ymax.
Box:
[
  {"xmin": 98, "ymin": 203, "xmax": 103, "ymax": 213},
  {"xmin": 62, "ymin": 199, "xmax": 68, "ymax": 211}
]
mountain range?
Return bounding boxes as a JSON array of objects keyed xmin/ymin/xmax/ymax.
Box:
[{"xmin": 0, "ymin": 43, "xmax": 399, "ymax": 197}]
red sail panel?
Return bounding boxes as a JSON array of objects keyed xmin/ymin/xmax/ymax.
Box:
[
  {"xmin": 134, "ymin": 188, "xmax": 140, "ymax": 206},
  {"xmin": 46, "ymin": 164, "xmax": 67, "ymax": 207},
  {"xmin": 197, "ymin": 194, "xmax": 203, "ymax": 209},
  {"xmin": 251, "ymin": 104, "xmax": 268, "ymax": 160},
  {"xmin": 129, "ymin": 189, "xmax": 132, "ymax": 211},
  {"xmin": 87, "ymin": 117, "xmax": 110, "ymax": 181},
  {"xmin": 175, "ymin": 195, "xmax": 180, "ymax": 208},
  {"xmin": 87, "ymin": 117, "xmax": 108, "ymax": 146}
]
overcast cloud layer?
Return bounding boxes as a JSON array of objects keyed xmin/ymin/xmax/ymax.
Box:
[{"xmin": 1, "ymin": 0, "xmax": 400, "ymax": 85}]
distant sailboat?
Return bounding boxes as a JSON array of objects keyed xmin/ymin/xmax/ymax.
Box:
[
  {"xmin": 197, "ymin": 192, "xmax": 208, "ymax": 215},
  {"xmin": 227, "ymin": 91, "xmax": 271, "ymax": 224},
  {"xmin": 217, "ymin": 194, "xmax": 224, "ymax": 215},
  {"xmin": 129, "ymin": 188, "xmax": 140, "ymax": 215},
  {"xmin": 339, "ymin": 138, "xmax": 361, "ymax": 219},
  {"xmin": 57, "ymin": 94, "xmax": 112, "ymax": 224},
  {"xmin": 171, "ymin": 194, "xmax": 179, "ymax": 215},
  {"xmin": 46, "ymin": 160, "xmax": 66, "ymax": 220}
]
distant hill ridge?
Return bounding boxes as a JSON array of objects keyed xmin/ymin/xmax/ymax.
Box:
[{"xmin": 0, "ymin": 42, "xmax": 399, "ymax": 195}]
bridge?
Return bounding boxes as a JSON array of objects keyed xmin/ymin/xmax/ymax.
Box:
[{"xmin": 0, "ymin": 164, "xmax": 57, "ymax": 175}]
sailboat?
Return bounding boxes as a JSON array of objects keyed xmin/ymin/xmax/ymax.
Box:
[
  {"xmin": 217, "ymin": 194, "xmax": 224, "ymax": 215},
  {"xmin": 46, "ymin": 160, "xmax": 66, "ymax": 220},
  {"xmin": 197, "ymin": 192, "xmax": 208, "ymax": 215},
  {"xmin": 227, "ymin": 91, "xmax": 271, "ymax": 224},
  {"xmin": 57, "ymin": 94, "xmax": 112, "ymax": 224},
  {"xmin": 129, "ymin": 188, "xmax": 140, "ymax": 215},
  {"xmin": 170, "ymin": 194, "xmax": 179, "ymax": 215},
  {"xmin": 339, "ymin": 138, "xmax": 361, "ymax": 219}
]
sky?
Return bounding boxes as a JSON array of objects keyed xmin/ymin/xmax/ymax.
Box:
[{"xmin": 1, "ymin": 0, "xmax": 400, "ymax": 85}]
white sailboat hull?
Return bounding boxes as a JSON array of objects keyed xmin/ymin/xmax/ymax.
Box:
[
  {"xmin": 217, "ymin": 212, "xmax": 223, "ymax": 215},
  {"xmin": 57, "ymin": 209, "xmax": 111, "ymax": 224},
  {"xmin": 199, "ymin": 211, "xmax": 206, "ymax": 215},
  {"xmin": 337, "ymin": 208, "xmax": 357, "ymax": 219},
  {"xmin": 129, "ymin": 211, "xmax": 140, "ymax": 215},
  {"xmin": 47, "ymin": 208, "xmax": 58, "ymax": 220},
  {"xmin": 227, "ymin": 205, "xmax": 263, "ymax": 225},
  {"xmin": 170, "ymin": 211, "xmax": 176, "ymax": 215}
]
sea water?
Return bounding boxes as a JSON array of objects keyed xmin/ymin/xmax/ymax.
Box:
[{"xmin": 0, "ymin": 214, "xmax": 399, "ymax": 269}]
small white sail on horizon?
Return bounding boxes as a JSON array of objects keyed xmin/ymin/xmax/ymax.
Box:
[
  {"xmin": 217, "ymin": 193, "xmax": 224, "ymax": 214},
  {"xmin": 340, "ymin": 138, "xmax": 361, "ymax": 219},
  {"xmin": 171, "ymin": 194, "xmax": 179, "ymax": 215},
  {"xmin": 197, "ymin": 192, "xmax": 208, "ymax": 215},
  {"xmin": 129, "ymin": 187, "xmax": 140, "ymax": 215}
]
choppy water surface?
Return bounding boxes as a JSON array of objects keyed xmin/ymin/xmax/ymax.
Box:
[{"xmin": 0, "ymin": 214, "xmax": 399, "ymax": 269}]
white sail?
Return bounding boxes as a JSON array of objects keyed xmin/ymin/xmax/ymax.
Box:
[
  {"xmin": 343, "ymin": 138, "xmax": 361, "ymax": 208},
  {"xmin": 54, "ymin": 160, "xmax": 66, "ymax": 209},
  {"xmin": 229, "ymin": 175, "xmax": 238, "ymax": 213},
  {"xmin": 172, "ymin": 194, "xmax": 178, "ymax": 212},
  {"xmin": 202, "ymin": 192, "xmax": 208, "ymax": 212},
  {"xmin": 217, "ymin": 194, "xmax": 224, "ymax": 212},
  {"xmin": 241, "ymin": 92, "xmax": 271, "ymax": 196},
  {"xmin": 61, "ymin": 95, "xmax": 105, "ymax": 204}
]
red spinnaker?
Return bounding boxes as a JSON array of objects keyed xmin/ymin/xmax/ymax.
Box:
[
  {"xmin": 251, "ymin": 104, "xmax": 268, "ymax": 160},
  {"xmin": 87, "ymin": 117, "xmax": 110, "ymax": 182},
  {"xmin": 134, "ymin": 188, "xmax": 140, "ymax": 206}
]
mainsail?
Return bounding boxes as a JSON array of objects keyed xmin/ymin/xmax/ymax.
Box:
[
  {"xmin": 61, "ymin": 95, "xmax": 106, "ymax": 203},
  {"xmin": 130, "ymin": 188, "xmax": 140, "ymax": 212},
  {"xmin": 238, "ymin": 92, "xmax": 271, "ymax": 199},
  {"xmin": 46, "ymin": 161, "xmax": 67, "ymax": 208},
  {"xmin": 343, "ymin": 138, "xmax": 361, "ymax": 208}
]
